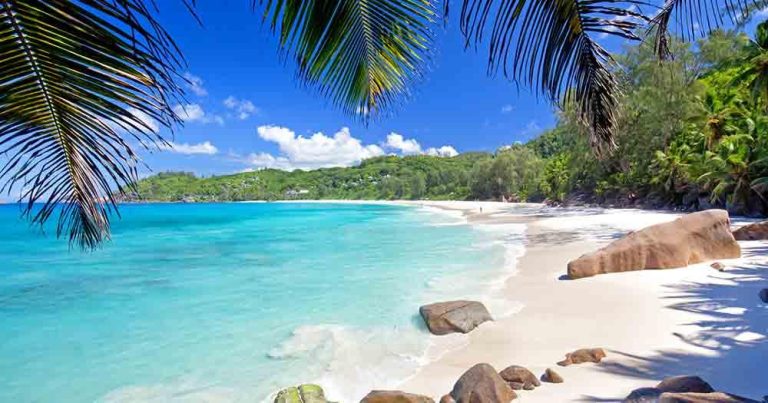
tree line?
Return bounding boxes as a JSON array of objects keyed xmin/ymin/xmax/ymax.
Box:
[{"xmin": 133, "ymin": 24, "xmax": 768, "ymax": 217}]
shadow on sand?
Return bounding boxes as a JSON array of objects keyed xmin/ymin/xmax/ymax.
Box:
[{"xmin": 577, "ymin": 244, "xmax": 768, "ymax": 401}]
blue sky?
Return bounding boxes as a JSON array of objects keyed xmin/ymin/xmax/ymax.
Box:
[
  {"xmin": 139, "ymin": 2, "xmax": 559, "ymax": 177},
  {"xmin": 137, "ymin": 2, "xmax": 768, "ymax": 177}
]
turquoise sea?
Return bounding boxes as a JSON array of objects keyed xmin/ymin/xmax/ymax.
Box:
[{"xmin": 0, "ymin": 202, "xmax": 523, "ymax": 402}]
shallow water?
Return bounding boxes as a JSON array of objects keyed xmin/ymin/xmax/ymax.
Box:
[{"xmin": 0, "ymin": 202, "xmax": 522, "ymax": 402}]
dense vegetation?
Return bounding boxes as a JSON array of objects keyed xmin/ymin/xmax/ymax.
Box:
[
  {"xmin": 130, "ymin": 153, "xmax": 487, "ymax": 201},
  {"xmin": 133, "ymin": 25, "xmax": 768, "ymax": 217}
]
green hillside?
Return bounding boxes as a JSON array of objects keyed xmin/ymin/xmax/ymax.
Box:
[
  {"xmin": 130, "ymin": 28, "xmax": 768, "ymax": 217},
  {"xmin": 129, "ymin": 153, "xmax": 492, "ymax": 202}
]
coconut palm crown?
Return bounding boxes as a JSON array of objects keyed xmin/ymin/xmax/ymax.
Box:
[{"xmin": 2, "ymin": 0, "xmax": 768, "ymax": 248}]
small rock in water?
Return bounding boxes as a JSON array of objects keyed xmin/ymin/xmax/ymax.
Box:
[
  {"xmin": 419, "ymin": 300, "xmax": 492, "ymax": 335},
  {"xmin": 557, "ymin": 348, "xmax": 606, "ymax": 366},
  {"xmin": 541, "ymin": 368, "xmax": 563, "ymax": 383},
  {"xmin": 760, "ymin": 289, "xmax": 768, "ymax": 303},
  {"xmin": 710, "ymin": 262, "xmax": 726, "ymax": 271}
]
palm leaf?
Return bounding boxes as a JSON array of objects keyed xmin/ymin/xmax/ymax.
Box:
[
  {"xmin": 0, "ymin": 0, "xmax": 184, "ymax": 249},
  {"xmin": 257, "ymin": 0, "xmax": 437, "ymax": 119},
  {"xmin": 650, "ymin": 0, "xmax": 768, "ymax": 60},
  {"xmin": 449, "ymin": 0, "xmax": 649, "ymax": 153}
]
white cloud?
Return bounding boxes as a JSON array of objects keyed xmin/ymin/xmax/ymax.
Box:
[
  {"xmin": 242, "ymin": 126, "xmax": 460, "ymax": 171},
  {"xmin": 161, "ymin": 141, "xmax": 218, "ymax": 155},
  {"xmin": 245, "ymin": 152, "xmax": 294, "ymax": 170},
  {"xmin": 183, "ymin": 72, "xmax": 207, "ymax": 97},
  {"xmin": 173, "ymin": 104, "xmax": 204, "ymax": 121},
  {"xmin": 173, "ymin": 104, "xmax": 224, "ymax": 125},
  {"xmin": 384, "ymin": 132, "xmax": 458, "ymax": 158},
  {"xmin": 385, "ymin": 132, "xmax": 423, "ymax": 155},
  {"xmin": 127, "ymin": 108, "xmax": 159, "ymax": 133},
  {"xmin": 501, "ymin": 104, "xmax": 514, "ymax": 114},
  {"xmin": 224, "ymin": 96, "xmax": 259, "ymax": 120},
  {"xmin": 250, "ymin": 125, "xmax": 385, "ymax": 170},
  {"xmin": 425, "ymin": 145, "xmax": 459, "ymax": 157}
]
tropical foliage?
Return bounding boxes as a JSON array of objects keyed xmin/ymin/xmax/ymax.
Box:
[
  {"xmin": 0, "ymin": 0, "xmax": 185, "ymax": 248},
  {"xmin": 4, "ymin": 0, "xmax": 768, "ymax": 247},
  {"xmin": 134, "ymin": 26, "xmax": 768, "ymax": 217}
]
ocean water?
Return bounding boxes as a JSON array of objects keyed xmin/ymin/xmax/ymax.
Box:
[{"xmin": 0, "ymin": 202, "xmax": 525, "ymax": 402}]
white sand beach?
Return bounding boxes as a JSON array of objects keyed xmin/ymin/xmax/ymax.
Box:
[{"xmin": 392, "ymin": 201, "xmax": 768, "ymax": 402}]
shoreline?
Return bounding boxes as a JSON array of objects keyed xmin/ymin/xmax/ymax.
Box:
[
  {"xmin": 110, "ymin": 200, "xmax": 766, "ymax": 401},
  {"xmin": 395, "ymin": 201, "xmax": 766, "ymax": 401}
]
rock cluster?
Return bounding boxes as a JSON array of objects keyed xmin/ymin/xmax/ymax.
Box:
[
  {"xmin": 440, "ymin": 364, "xmax": 517, "ymax": 403},
  {"xmin": 567, "ymin": 210, "xmax": 741, "ymax": 279}
]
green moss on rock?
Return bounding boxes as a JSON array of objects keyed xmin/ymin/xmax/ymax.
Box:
[
  {"xmin": 274, "ymin": 387, "xmax": 301, "ymax": 403},
  {"xmin": 274, "ymin": 384, "xmax": 327, "ymax": 403},
  {"xmin": 298, "ymin": 384, "xmax": 326, "ymax": 403}
]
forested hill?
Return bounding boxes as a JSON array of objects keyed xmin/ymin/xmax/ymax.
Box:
[
  {"xmin": 131, "ymin": 26, "xmax": 768, "ymax": 217},
  {"xmin": 128, "ymin": 153, "xmax": 494, "ymax": 202}
]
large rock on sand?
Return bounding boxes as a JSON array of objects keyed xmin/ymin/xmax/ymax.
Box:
[
  {"xmin": 623, "ymin": 375, "xmax": 714, "ymax": 402},
  {"xmin": 659, "ymin": 392, "xmax": 758, "ymax": 402},
  {"xmin": 656, "ymin": 376, "xmax": 714, "ymax": 394},
  {"xmin": 445, "ymin": 363, "xmax": 517, "ymax": 403},
  {"xmin": 568, "ymin": 210, "xmax": 740, "ymax": 279},
  {"xmin": 419, "ymin": 301, "xmax": 492, "ymax": 335},
  {"xmin": 732, "ymin": 220, "xmax": 768, "ymax": 240},
  {"xmin": 361, "ymin": 391, "xmax": 435, "ymax": 403},
  {"xmin": 499, "ymin": 365, "xmax": 540, "ymax": 390}
]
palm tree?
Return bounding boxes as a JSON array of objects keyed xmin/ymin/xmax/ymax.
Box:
[
  {"xmin": 697, "ymin": 109, "xmax": 768, "ymax": 214},
  {"xmin": 734, "ymin": 19, "xmax": 768, "ymax": 109},
  {"xmin": 0, "ymin": 0, "xmax": 186, "ymax": 248},
  {"xmin": 690, "ymin": 90, "xmax": 748, "ymax": 149},
  {"xmin": 2, "ymin": 0, "xmax": 767, "ymax": 248}
]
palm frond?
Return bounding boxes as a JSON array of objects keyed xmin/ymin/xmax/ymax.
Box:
[
  {"xmin": 450, "ymin": 0, "xmax": 649, "ymax": 153},
  {"xmin": 0, "ymin": 0, "xmax": 184, "ymax": 249},
  {"xmin": 258, "ymin": 0, "xmax": 437, "ymax": 119},
  {"xmin": 651, "ymin": 0, "xmax": 768, "ymax": 60}
]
